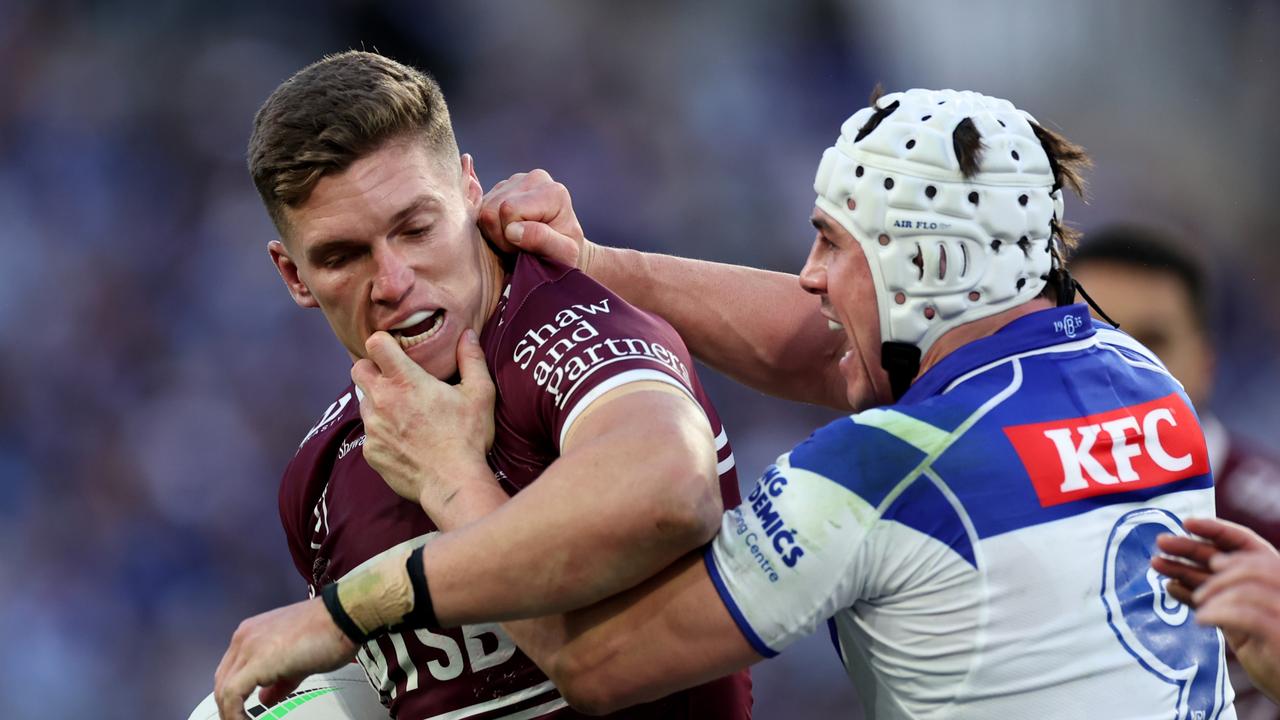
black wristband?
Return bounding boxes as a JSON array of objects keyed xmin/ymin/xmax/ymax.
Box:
[
  {"xmin": 321, "ymin": 582, "xmax": 370, "ymax": 645},
  {"xmin": 402, "ymin": 545, "xmax": 439, "ymax": 628}
]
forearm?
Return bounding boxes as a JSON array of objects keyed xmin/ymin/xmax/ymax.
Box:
[
  {"xmin": 423, "ymin": 392, "xmax": 721, "ymax": 627},
  {"xmin": 584, "ymin": 244, "xmax": 850, "ymax": 409}
]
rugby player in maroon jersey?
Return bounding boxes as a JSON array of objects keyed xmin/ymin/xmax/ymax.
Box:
[{"xmin": 213, "ymin": 51, "xmax": 750, "ymax": 719}]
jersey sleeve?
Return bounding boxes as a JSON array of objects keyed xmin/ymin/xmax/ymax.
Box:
[
  {"xmin": 496, "ymin": 264, "xmax": 705, "ymax": 450},
  {"xmin": 704, "ymin": 422, "xmax": 879, "ymax": 657}
]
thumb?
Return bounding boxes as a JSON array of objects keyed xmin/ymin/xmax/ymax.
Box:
[
  {"xmin": 456, "ymin": 329, "xmax": 495, "ymax": 402},
  {"xmin": 365, "ymin": 331, "xmax": 419, "ymax": 380},
  {"xmin": 506, "ymin": 222, "xmax": 581, "ymax": 268}
]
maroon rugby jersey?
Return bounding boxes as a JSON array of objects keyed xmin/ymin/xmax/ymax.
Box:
[{"xmin": 279, "ymin": 254, "xmax": 751, "ymax": 720}]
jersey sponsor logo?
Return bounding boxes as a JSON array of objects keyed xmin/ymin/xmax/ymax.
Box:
[
  {"xmin": 337, "ymin": 434, "xmax": 365, "ymax": 460},
  {"xmin": 737, "ymin": 466, "xmax": 806, "ymax": 580},
  {"xmin": 511, "ymin": 298, "xmax": 692, "ymax": 409},
  {"xmin": 299, "ymin": 392, "xmax": 353, "ymax": 449},
  {"xmin": 1004, "ymin": 393, "xmax": 1209, "ymax": 507}
]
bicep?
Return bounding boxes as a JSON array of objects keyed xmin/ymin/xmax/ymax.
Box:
[{"xmin": 560, "ymin": 379, "xmax": 712, "ymax": 456}]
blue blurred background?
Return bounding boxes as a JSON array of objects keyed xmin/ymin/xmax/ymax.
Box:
[{"xmin": 2, "ymin": 1, "xmax": 1278, "ymax": 717}]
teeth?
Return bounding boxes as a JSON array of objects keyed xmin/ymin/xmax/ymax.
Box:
[
  {"xmin": 397, "ymin": 312, "xmax": 445, "ymax": 349},
  {"xmin": 827, "ymin": 319, "xmax": 844, "ymax": 331},
  {"xmin": 393, "ymin": 310, "xmax": 435, "ymax": 330}
]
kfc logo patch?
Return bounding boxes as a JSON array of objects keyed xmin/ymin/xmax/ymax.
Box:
[{"xmin": 1004, "ymin": 393, "xmax": 1209, "ymax": 507}]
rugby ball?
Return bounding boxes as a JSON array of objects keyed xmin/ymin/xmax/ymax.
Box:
[{"xmin": 187, "ymin": 664, "xmax": 387, "ymax": 719}]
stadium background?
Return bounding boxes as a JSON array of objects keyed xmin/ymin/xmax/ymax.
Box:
[{"xmin": 1, "ymin": 1, "xmax": 1277, "ymax": 717}]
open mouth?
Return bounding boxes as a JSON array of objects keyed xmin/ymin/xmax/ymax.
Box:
[{"xmin": 388, "ymin": 309, "xmax": 446, "ymax": 349}]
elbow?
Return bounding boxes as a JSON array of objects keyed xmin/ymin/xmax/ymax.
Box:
[
  {"xmin": 654, "ymin": 451, "xmax": 723, "ymax": 549},
  {"xmin": 549, "ymin": 646, "xmax": 638, "ymax": 715}
]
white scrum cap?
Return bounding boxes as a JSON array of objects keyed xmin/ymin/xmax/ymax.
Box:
[{"xmin": 814, "ymin": 89, "xmax": 1064, "ymax": 372}]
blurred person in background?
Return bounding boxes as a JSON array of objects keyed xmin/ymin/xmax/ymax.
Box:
[
  {"xmin": 215, "ymin": 50, "xmax": 750, "ymax": 719},
  {"xmin": 216, "ymin": 88, "xmax": 1240, "ymax": 719},
  {"xmin": 1072, "ymin": 225, "xmax": 1280, "ymax": 720}
]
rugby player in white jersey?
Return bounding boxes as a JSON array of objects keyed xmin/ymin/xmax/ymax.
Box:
[{"xmin": 219, "ymin": 89, "xmax": 1238, "ymax": 719}]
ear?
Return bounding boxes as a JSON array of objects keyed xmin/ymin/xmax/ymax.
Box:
[
  {"xmin": 268, "ymin": 240, "xmax": 320, "ymax": 309},
  {"xmin": 460, "ymin": 153, "xmax": 483, "ymax": 209}
]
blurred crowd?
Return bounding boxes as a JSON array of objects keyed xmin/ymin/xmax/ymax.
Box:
[{"xmin": 1, "ymin": 1, "xmax": 1277, "ymax": 718}]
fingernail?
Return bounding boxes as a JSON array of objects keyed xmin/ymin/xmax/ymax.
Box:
[
  {"xmin": 506, "ymin": 222, "xmax": 524, "ymax": 241},
  {"xmin": 465, "ymin": 328, "xmax": 479, "ymax": 343}
]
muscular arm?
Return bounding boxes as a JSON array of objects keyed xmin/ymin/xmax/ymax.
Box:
[
  {"xmin": 524, "ymin": 552, "xmax": 761, "ymax": 714},
  {"xmin": 415, "ymin": 383, "xmax": 745, "ymax": 708},
  {"xmin": 421, "ymin": 382, "xmax": 722, "ymax": 621},
  {"xmin": 481, "ymin": 172, "xmax": 851, "ymax": 409},
  {"xmin": 585, "ymin": 247, "xmax": 850, "ymax": 409}
]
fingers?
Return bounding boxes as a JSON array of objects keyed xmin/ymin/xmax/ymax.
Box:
[
  {"xmin": 213, "ymin": 633, "xmax": 247, "ymax": 720},
  {"xmin": 1165, "ymin": 578, "xmax": 1196, "ymax": 607},
  {"xmin": 1151, "ymin": 555, "xmax": 1212, "ymax": 592},
  {"xmin": 1196, "ymin": 581, "xmax": 1277, "ymax": 636},
  {"xmin": 478, "ymin": 170, "xmax": 583, "ymax": 258},
  {"xmin": 364, "ymin": 331, "xmax": 421, "ymax": 380},
  {"xmin": 1193, "ymin": 551, "xmax": 1280, "ymax": 606},
  {"xmin": 214, "ymin": 659, "xmax": 253, "ymax": 720},
  {"xmin": 259, "ymin": 675, "xmax": 306, "ymax": 708},
  {"xmin": 1155, "ymin": 532, "xmax": 1217, "ymax": 567},
  {"xmin": 505, "ymin": 221, "xmax": 582, "ymax": 266},
  {"xmin": 1182, "ymin": 517, "xmax": 1271, "ymax": 554},
  {"xmin": 479, "ymin": 170, "xmax": 557, "ymax": 252}
]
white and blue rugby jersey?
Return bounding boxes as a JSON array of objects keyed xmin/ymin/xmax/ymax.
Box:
[{"xmin": 707, "ymin": 304, "xmax": 1234, "ymax": 720}]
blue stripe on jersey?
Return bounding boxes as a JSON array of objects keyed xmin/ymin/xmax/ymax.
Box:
[
  {"xmin": 703, "ymin": 548, "xmax": 779, "ymax": 658},
  {"xmin": 788, "ymin": 419, "xmax": 928, "ymax": 507},
  {"xmin": 882, "ymin": 477, "xmax": 976, "ymax": 567}
]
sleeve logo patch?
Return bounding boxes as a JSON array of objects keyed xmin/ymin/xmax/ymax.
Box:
[{"xmin": 1003, "ymin": 393, "xmax": 1209, "ymax": 507}]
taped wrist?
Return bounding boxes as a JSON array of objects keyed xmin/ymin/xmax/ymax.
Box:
[
  {"xmin": 402, "ymin": 545, "xmax": 438, "ymax": 628},
  {"xmin": 321, "ymin": 544, "xmax": 416, "ymax": 644}
]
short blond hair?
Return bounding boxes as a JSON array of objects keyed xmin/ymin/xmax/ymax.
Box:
[{"xmin": 248, "ymin": 51, "xmax": 458, "ymax": 231}]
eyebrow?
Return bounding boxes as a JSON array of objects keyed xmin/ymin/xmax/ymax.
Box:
[
  {"xmin": 303, "ymin": 194, "xmax": 443, "ymax": 264},
  {"xmin": 811, "ymin": 216, "xmax": 834, "ymax": 233},
  {"xmin": 389, "ymin": 194, "xmax": 441, "ymax": 227}
]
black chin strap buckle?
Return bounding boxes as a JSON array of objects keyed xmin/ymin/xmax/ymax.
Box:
[{"xmin": 881, "ymin": 342, "xmax": 921, "ymax": 402}]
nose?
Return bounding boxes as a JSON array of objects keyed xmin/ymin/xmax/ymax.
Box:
[
  {"xmin": 370, "ymin": 244, "xmax": 414, "ymax": 305},
  {"xmin": 799, "ymin": 241, "xmax": 827, "ymax": 296}
]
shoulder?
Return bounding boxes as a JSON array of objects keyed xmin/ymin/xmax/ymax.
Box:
[
  {"xmin": 294, "ymin": 385, "xmax": 361, "ymax": 452},
  {"xmin": 281, "ymin": 384, "xmax": 361, "ymax": 508},
  {"xmin": 783, "ymin": 411, "xmax": 931, "ymax": 509},
  {"xmin": 505, "ymin": 253, "xmax": 600, "ymax": 313},
  {"xmin": 491, "ymin": 253, "xmax": 696, "ymax": 417}
]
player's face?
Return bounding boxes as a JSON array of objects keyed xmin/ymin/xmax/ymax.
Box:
[
  {"xmin": 799, "ymin": 207, "xmax": 894, "ymax": 410},
  {"xmin": 269, "ymin": 139, "xmax": 503, "ymax": 380},
  {"xmin": 1071, "ymin": 260, "xmax": 1214, "ymax": 406}
]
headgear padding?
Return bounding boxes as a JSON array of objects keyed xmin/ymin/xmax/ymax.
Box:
[{"xmin": 814, "ymin": 89, "xmax": 1064, "ymax": 359}]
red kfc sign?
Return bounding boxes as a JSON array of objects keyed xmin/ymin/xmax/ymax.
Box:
[{"xmin": 1003, "ymin": 393, "xmax": 1209, "ymax": 508}]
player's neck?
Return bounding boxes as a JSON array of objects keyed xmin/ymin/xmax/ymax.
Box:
[
  {"xmin": 916, "ymin": 297, "xmax": 1056, "ymax": 378},
  {"xmin": 477, "ymin": 242, "xmax": 508, "ymax": 326}
]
